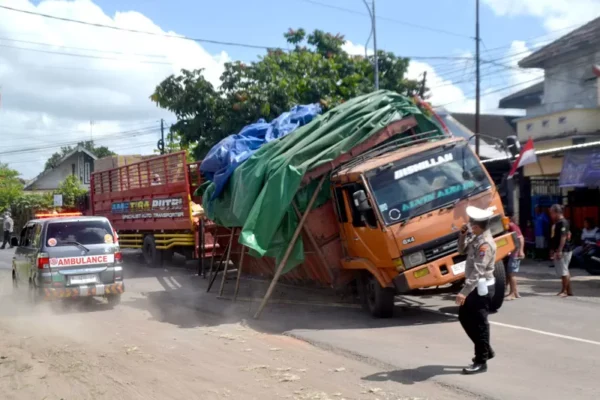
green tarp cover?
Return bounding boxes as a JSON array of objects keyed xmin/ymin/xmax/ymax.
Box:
[{"xmin": 200, "ymin": 90, "xmax": 445, "ymax": 273}]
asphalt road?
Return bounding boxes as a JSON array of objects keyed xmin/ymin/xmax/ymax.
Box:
[{"xmin": 1, "ymin": 247, "xmax": 599, "ymax": 400}]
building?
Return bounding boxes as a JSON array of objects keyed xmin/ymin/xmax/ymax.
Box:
[
  {"xmin": 24, "ymin": 145, "xmax": 97, "ymax": 192},
  {"xmin": 451, "ymin": 113, "xmax": 520, "ymax": 142},
  {"xmin": 498, "ymin": 16, "xmax": 600, "ymax": 227}
]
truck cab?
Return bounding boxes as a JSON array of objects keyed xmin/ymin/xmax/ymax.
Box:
[{"xmin": 332, "ymin": 137, "xmax": 516, "ymax": 317}]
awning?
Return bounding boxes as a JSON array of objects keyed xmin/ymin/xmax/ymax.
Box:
[{"xmin": 559, "ymin": 147, "xmax": 600, "ymax": 188}]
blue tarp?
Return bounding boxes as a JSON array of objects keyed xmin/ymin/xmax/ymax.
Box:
[{"xmin": 200, "ymin": 104, "xmax": 322, "ymax": 200}]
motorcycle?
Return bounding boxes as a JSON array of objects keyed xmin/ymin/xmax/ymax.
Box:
[{"xmin": 575, "ymin": 241, "xmax": 600, "ymax": 275}]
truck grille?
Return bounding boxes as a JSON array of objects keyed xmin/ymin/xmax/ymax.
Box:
[{"xmin": 424, "ymin": 239, "xmax": 459, "ymax": 261}]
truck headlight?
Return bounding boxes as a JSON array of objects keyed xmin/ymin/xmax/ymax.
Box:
[{"xmin": 403, "ymin": 251, "xmax": 426, "ymax": 269}]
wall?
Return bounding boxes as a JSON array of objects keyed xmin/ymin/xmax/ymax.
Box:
[
  {"xmin": 517, "ymin": 108, "xmax": 600, "ymax": 141},
  {"xmin": 523, "ymin": 138, "xmax": 572, "ymax": 177},
  {"xmin": 528, "ymin": 48, "xmax": 600, "ymax": 117}
]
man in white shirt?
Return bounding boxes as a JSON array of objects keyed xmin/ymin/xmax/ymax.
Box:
[{"xmin": 1, "ymin": 211, "xmax": 14, "ymax": 249}]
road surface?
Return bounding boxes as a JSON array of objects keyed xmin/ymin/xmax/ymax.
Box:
[
  {"xmin": 1, "ymin": 247, "xmax": 599, "ymax": 399},
  {"xmin": 0, "ymin": 249, "xmax": 461, "ymax": 400}
]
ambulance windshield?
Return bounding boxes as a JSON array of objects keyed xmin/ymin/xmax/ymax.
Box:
[
  {"xmin": 368, "ymin": 144, "xmax": 491, "ymax": 225},
  {"xmin": 47, "ymin": 220, "xmax": 114, "ymax": 246}
]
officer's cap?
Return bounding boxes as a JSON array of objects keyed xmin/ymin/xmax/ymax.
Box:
[{"xmin": 466, "ymin": 206, "xmax": 494, "ymax": 222}]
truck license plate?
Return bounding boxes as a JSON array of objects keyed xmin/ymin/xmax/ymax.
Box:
[
  {"xmin": 451, "ymin": 261, "xmax": 466, "ymax": 275},
  {"xmin": 69, "ymin": 274, "xmax": 97, "ymax": 285}
]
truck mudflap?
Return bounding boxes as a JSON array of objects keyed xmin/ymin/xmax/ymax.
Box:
[
  {"xmin": 42, "ymin": 282, "xmax": 125, "ymax": 300},
  {"xmin": 393, "ymin": 231, "xmax": 516, "ymax": 293}
]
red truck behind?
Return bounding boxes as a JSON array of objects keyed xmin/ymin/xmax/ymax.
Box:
[{"xmin": 90, "ymin": 152, "xmax": 217, "ymax": 265}]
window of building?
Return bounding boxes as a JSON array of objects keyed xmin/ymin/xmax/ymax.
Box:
[
  {"xmin": 71, "ymin": 164, "xmax": 76, "ymax": 176},
  {"xmin": 559, "ymin": 116, "xmax": 567, "ymax": 124},
  {"xmin": 526, "ymin": 123, "xmax": 533, "ymax": 131},
  {"xmin": 542, "ymin": 120, "xmax": 549, "ymax": 127},
  {"xmin": 84, "ymin": 162, "xmax": 91, "ymax": 184},
  {"xmin": 573, "ymin": 137, "xmax": 586, "ymax": 145}
]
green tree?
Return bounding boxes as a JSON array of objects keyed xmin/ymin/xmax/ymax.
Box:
[
  {"xmin": 44, "ymin": 141, "xmax": 115, "ymax": 171},
  {"xmin": 55, "ymin": 175, "xmax": 87, "ymax": 208},
  {"xmin": 0, "ymin": 163, "xmax": 24, "ymax": 212},
  {"xmin": 151, "ymin": 28, "xmax": 422, "ymax": 159}
]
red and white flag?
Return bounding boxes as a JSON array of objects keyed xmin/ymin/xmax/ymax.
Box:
[{"xmin": 508, "ymin": 137, "xmax": 537, "ymax": 178}]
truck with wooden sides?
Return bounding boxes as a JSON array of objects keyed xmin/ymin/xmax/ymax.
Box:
[
  {"xmin": 89, "ymin": 152, "xmax": 218, "ymax": 265},
  {"xmin": 200, "ymin": 91, "xmax": 518, "ymax": 318}
]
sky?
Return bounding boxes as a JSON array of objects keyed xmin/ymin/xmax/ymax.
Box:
[{"xmin": 0, "ymin": 0, "xmax": 599, "ymax": 179}]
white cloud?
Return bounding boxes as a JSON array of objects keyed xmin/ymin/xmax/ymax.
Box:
[
  {"xmin": 0, "ymin": 0, "xmax": 229, "ymax": 179},
  {"xmin": 342, "ymin": 40, "xmax": 373, "ymax": 56},
  {"xmin": 483, "ymin": 0, "xmax": 600, "ymax": 31}
]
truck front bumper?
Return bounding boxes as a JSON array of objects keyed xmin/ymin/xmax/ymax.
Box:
[{"xmin": 393, "ymin": 232, "xmax": 516, "ymax": 293}]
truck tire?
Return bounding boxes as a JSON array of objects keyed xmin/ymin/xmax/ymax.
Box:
[
  {"xmin": 162, "ymin": 249, "xmax": 174, "ymax": 264},
  {"xmin": 359, "ymin": 273, "xmax": 395, "ymax": 318},
  {"xmin": 491, "ymin": 261, "xmax": 506, "ymax": 312},
  {"xmin": 142, "ymin": 235, "xmax": 163, "ymax": 267}
]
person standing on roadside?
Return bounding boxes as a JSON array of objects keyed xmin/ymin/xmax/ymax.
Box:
[
  {"xmin": 534, "ymin": 205, "xmax": 549, "ymax": 261},
  {"xmin": 506, "ymin": 214, "xmax": 525, "ymax": 300},
  {"xmin": 456, "ymin": 206, "xmax": 497, "ymax": 375},
  {"xmin": 549, "ymin": 204, "xmax": 573, "ymax": 297},
  {"xmin": 1, "ymin": 211, "xmax": 14, "ymax": 249}
]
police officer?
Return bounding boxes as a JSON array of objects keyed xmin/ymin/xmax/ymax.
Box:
[{"xmin": 455, "ymin": 206, "xmax": 497, "ymax": 375}]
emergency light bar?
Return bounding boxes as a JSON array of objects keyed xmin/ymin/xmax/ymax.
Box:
[{"xmin": 34, "ymin": 212, "xmax": 83, "ymax": 219}]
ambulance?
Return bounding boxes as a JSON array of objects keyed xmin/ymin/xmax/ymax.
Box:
[{"xmin": 11, "ymin": 213, "xmax": 124, "ymax": 305}]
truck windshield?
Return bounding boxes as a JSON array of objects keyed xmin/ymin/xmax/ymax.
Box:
[{"xmin": 367, "ymin": 144, "xmax": 491, "ymax": 225}]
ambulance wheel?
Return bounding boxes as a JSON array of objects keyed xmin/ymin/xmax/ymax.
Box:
[
  {"xmin": 28, "ymin": 280, "xmax": 41, "ymax": 305},
  {"xmin": 107, "ymin": 295, "xmax": 121, "ymax": 307},
  {"xmin": 142, "ymin": 235, "xmax": 163, "ymax": 267},
  {"xmin": 360, "ymin": 273, "xmax": 395, "ymax": 318},
  {"xmin": 491, "ymin": 261, "xmax": 506, "ymax": 312}
]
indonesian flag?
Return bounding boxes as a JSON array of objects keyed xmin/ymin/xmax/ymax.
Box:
[{"xmin": 508, "ymin": 137, "xmax": 537, "ymax": 178}]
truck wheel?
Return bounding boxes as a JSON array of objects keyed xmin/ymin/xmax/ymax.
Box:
[
  {"xmin": 142, "ymin": 235, "xmax": 163, "ymax": 267},
  {"xmin": 491, "ymin": 261, "xmax": 506, "ymax": 312},
  {"xmin": 360, "ymin": 273, "xmax": 395, "ymax": 318},
  {"xmin": 162, "ymin": 249, "xmax": 174, "ymax": 263}
]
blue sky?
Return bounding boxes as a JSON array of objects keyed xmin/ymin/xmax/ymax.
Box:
[
  {"xmin": 2, "ymin": 0, "xmax": 598, "ymax": 177},
  {"xmin": 92, "ymin": 0, "xmax": 545, "ymax": 60}
]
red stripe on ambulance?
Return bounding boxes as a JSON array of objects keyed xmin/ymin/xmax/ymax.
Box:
[{"xmin": 49, "ymin": 254, "xmax": 115, "ymax": 267}]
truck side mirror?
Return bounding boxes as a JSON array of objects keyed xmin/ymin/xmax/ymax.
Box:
[{"xmin": 352, "ymin": 190, "xmax": 371, "ymax": 213}]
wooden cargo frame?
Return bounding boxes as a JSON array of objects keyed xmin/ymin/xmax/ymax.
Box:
[{"xmin": 202, "ymin": 116, "xmax": 451, "ymax": 318}]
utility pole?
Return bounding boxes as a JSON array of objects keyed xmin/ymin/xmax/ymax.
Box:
[
  {"xmin": 160, "ymin": 118, "xmax": 165, "ymax": 155},
  {"xmin": 362, "ymin": 0, "xmax": 379, "ymax": 90},
  {"xmin": 419, "ymin": 71, "xmax": 427, "ymax": 98},
  {"xmin": 475, "ymin": 0, "xmax": 481, "ymax": 156},
  {"xmin": 90, "ymin": 120, "xmax": 94, "ymax": 142}
]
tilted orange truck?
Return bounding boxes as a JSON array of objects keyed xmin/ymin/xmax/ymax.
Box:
[{"xmin": 202, "ymin": 106, "xmax": 518, "ymax": 318}]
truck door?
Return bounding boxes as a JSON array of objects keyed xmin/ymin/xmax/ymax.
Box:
[{"xmin": 337, "ymin": 183, "xmax": 400, "ymax": 264}]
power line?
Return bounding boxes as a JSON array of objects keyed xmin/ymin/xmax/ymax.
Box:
[
  {"xmin": 0, "ymin": 126, "xmax": 161, "ymax": 155},
  {"xmin": 0, "ymin": 43, "xmax": 173, "ymax": 65},
  {"xmin": 298, "ymin": 0, "xmax": 472, "ymax": 39},
  {"xmin": 0, "ymin": 4, "xmax": 280, "ymax": 50},
  {"xmin": 0, "ymin": 37, "xmax": 167, "ymax": 59},
  {"xmin": 436, "ymin": 76, "xmax": 543, "ymax": 108}
]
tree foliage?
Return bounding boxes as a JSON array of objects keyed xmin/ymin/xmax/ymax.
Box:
[
  {"xmin": 0, "ymin": 163, "xmax": 24, "ymax": 213},
  {"xmin": 151, "ymin": 28, "xmax": 422, "ymax": 158},
  {"xmin": 44, "ymin": 140, "xmax": 115, "ymax": 171},
  {"xmin": 55, "ymin": 175, "xmax": 87, "ymax": 208}
]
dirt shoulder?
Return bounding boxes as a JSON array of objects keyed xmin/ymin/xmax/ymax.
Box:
[{"xmin": 0, "ymin": 265, "xmax": 466, "ymax": 400}]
